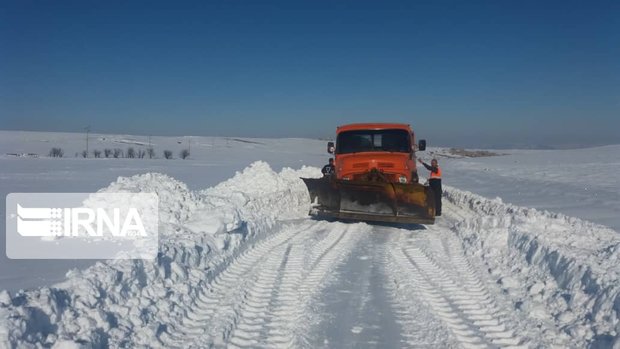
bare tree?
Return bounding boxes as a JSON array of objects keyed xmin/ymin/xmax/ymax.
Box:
[
  {"xmin": 104, "ymin": 149, "xmax": 112, "ymax": 158},
  {"xmin": 163, "ymin": 150, "xmax": 173, "ymax": 159},
  {"xmin": 93, "ymin": 150, "xmax": 102, "ymax": 158},
  {"xmin": 81, "ymin": 150, "xmax": 88, "ymax": 158},
  {"xmin": 113, "ymin": 148, "xmax": 123, "ymax": 158},
  {"xmin": 180, "ymin": 149, "xmax": 190, "ymax": 159},
  {"xmin": 48, "ymin": 147, "xmax": 64, "ymax": 158},
  {"xmin": 126, "ymin": 147, "xmax": 136, "ymax": 159},
  {"xmin": 147, "ymin": 147, "xmax": 155, "ymax": 159}
]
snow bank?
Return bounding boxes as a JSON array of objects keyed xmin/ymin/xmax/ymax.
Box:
[
  {"xmin": 201, "ymin": 161, "xmax": 320, "ymax": 225},
  {"xmin": 2, "ymin": 159, "xmax": 618, "ymax": 348},
  {"xmin": 0, "ymin": 161, "xmax": 321, "ymax": 348},
  {"xmin": 444, "ymin": 186, "xmax": 620, "ymax": 348}
]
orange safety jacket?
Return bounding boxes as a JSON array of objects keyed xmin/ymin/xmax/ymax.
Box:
[{"xmin": 430, "ymin": 166, "xmax": 442, "ymax": 179}]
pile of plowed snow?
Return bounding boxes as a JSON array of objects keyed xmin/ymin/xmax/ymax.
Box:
[
  {"xmin": 1, "ymin": 161, "xmax": 618, "ymax": 348},
  {"xmin": 444, "ymin": 186, "xmax": 620, "ymax": 348},
  {"xmin": 0, "ymin": 161, "xmax": 320, "ymax": 348}
]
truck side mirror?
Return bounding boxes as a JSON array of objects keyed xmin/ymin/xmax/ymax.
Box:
[
  {"xmin": 327, "ymin": 141, "xmax": 335, "ymax": 154},
  {"xmin": 418, "ymin": 139, "xmax": 426, "ymax": 151}
]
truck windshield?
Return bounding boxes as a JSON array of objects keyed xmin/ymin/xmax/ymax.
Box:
[{"xmin": 336, "ymin": 129, "xmax": 410, "ymax": 154}]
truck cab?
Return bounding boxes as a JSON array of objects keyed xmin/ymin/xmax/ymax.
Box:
[{"xmin": 327, "ymin": 123, "xmax": 426, "ymax": 183}]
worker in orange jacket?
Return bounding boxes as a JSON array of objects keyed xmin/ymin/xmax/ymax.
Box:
[{"xmin": 418, "ymin": 158, "xmax": 442, "ymax": 216}]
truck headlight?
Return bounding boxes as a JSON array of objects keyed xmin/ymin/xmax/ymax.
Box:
[
  {"xmin": 398, "ymin": 175, "xmax": 407, "ymax": 183},
  {"xmin": 343, "ymin": 176, "xmax": 350, "ymax": 181}
]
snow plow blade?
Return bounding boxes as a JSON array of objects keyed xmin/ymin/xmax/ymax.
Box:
[{"xmin": 302, "ymin": 177, "xmax": 435, "ymax": 225}]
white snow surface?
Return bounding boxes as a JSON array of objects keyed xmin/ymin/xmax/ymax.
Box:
[
  {"xmin": 1, "ymin": 130, "xmax": 619, "ymax": 348},
  {"xmin": 0, "ymin": 161, "xmax": 618, "ymax": 348},
  {"xmin": 0, "ymin": 162, "xmax": 322, "ymax": 348},
  {"xmin": 436, "ymin": 145, "xmax": 620, "ymax": 232},
  {"xmin": 0, "ymin": 131, "xmax": 327, "ymax": 291},
  {"xmin": 443, "ymin": 186, "xmax": 620, "ymax": 348}
]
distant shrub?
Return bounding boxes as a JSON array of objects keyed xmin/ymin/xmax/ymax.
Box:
[
  {"xmin": 163, "ymin": 150, "xmax": 173, "ymax": 159},
  {"xmin": 48, "ymin": 147, "xmax": 64, "ymax": 158},
  {"xmin": 147, "ymin": 148, "xmax": 155, "ymax": 159},
  {"xmin": 180, "ymin": 149, "xmax": 190, "ymax": 159},
  {"xmin": 126, "ymin": 147, "xmax": 136, "ymax": 159},
  {"xmin": 104, "ymin": 149, "xmax": 112, "ymax": 158},
  {"xmin": 93, "ymin": 150, "xmax": 102, "ymax": 158},
  {"xmin": 81, "ymin": 150, "xmax": 88, "ymax": 158},
  {"xmin": 113, "ymin": 148, "xmax": 123, "ymax": 158},
  {"xmin": 137, "ymin": 149, "xmax": 146, "ymax": 159}
]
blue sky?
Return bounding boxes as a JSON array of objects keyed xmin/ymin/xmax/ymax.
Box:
[{"xmin": 1, "ymin": 0, "xmax": 618, "ymax": 148}]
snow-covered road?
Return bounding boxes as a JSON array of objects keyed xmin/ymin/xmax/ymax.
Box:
[
  {"xmin": 157, "ymin": 215, "xmax": 532, "ymax": 348},
  {"xmin": 152, "ymin": 204, "xmax": 569, "ymax": 348},
  {"xmin": 384, "ymin": 206, "xmax": 529, "ymax": 349},
  {"xmin": 160, "ymin": 219, "xmax": 366, "ymax": 348},
  {"xmin": 1, "ymin": 162, "xmax": 619, "ymax": 348},
  {"xmin": 148, "ymin": 217, "xmax": 531, "ymax": 348}
]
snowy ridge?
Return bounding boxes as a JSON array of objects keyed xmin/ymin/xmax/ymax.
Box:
[
  {"xmin": 0, "ymin": 161, "xmax": 619, "ymax": 348},
  {"xmin": 0, "ymin": 161, "xmax": 321, "ymax": 348},
  {"xmin": 443, "ymin": 186, "xmax": 620, "ymax": 348}
]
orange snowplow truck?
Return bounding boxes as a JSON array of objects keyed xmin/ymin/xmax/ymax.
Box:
[{"xmin": 302, "ymin": 123, "xmax": 435, "ymax": 224}]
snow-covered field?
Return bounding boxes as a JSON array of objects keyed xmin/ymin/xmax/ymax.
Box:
[
  {"xmin": 1, "ymin": 130, "xmax": 619, "ymax": 348},
  {"xmin": 437, "ymin": 147, "xmax": 620, "ymax": 232},
  {"xmin": 0, "ymin": 131, "xmax": 327, "ymax": 291}
]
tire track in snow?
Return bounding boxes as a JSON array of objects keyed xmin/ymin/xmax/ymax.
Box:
[
  {"xmin": 159, "ymin": 219, "xmax": 363, "ymax": 348},
  {"xmin": 383, "ymin": 227, "xmax": 459, "ymax": 349},
  {"xmin": 386, "ymin": 230, "xmax": 527, "ymax": 349},
  {"xmin": 159, "ymin": 220, "xmax": 308, "ymax": 347},
  {"xmin": 227, "ymin": 227, "xmax": 349, "ymax": 348}
]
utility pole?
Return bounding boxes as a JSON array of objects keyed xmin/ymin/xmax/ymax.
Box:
[
  {"xmin": 188, "ymin": 136, "xmax": 191, "ymax": 154},
  {"xmin": 84, "ymin": 126, "xmax": 90, "ymax": 156}
]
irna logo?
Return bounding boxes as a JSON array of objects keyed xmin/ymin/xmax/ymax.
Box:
[
  {"xmin": 6, "ymin": 193, "xmax": 159, "ymax": 259},
  {"xmin": 16, "ymin": 204, "xmax": 147, "ymax": 237}
]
